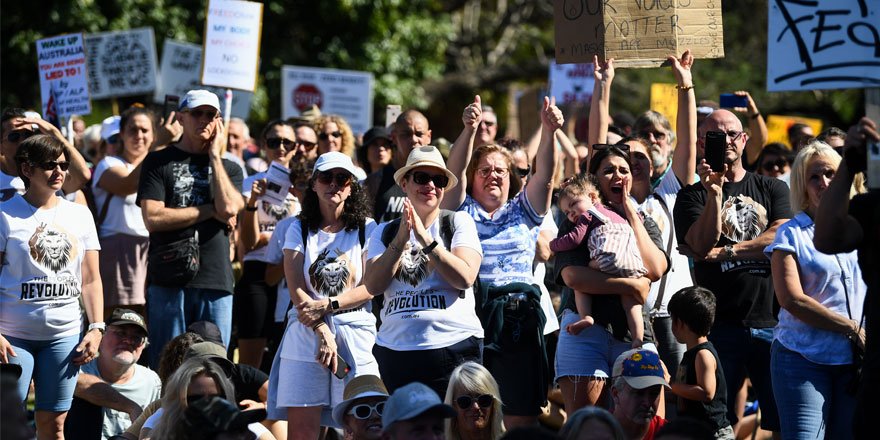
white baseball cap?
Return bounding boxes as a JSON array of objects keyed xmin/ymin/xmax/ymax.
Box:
[
  {"xmin": 180, "ymin": 90, "xmax": 221, "ymax": 111},
  {"xmin": 101, "ymin": 116, "xmax": 121, "ymax": 142},
  {"xmin": 313, "ymin": 151, "xmax": 359, "ymax": 177}
]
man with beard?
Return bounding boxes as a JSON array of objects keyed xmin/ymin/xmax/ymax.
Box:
[
  {"xmin": 610, "ymin": 349, "xmax": 669, "ymax": 440},
  {"xmin": 634, "ymin": 111, "xmax": 675, "ymax": 191},
  {"xmin": 71, "ymin": 309, "xmax": 161, "ymax": 440},
  {"xmin": 333, "ymin": 375, "xmax": 390, "ymax": 440}
]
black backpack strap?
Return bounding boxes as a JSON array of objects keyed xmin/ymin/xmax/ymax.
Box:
[
  {"xmin": 439, "ymin": 209, "xmax": 455, "ymax": 250},
  {"xmin": 300, "ymin": 219, "xmax": 308, "ymax": 249},
  {"xmin": 380, "ymin": 218, "xmax": 402, "ymax": 247},
  {"xmin": 359, "ymin": 218, "xmax": 366, "ymax": 247},
  {"xmin": 96, "ymin": 192, "xmax": 114, "ymax": 226}
]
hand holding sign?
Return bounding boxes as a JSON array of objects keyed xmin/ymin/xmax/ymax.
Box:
[
  {"xmin": 462, "ymin": 95, "xmax": 482, "ymax": 129},
  {"xmin": 669, "ymin": 50, "xmax": 695, "ymax": 88},
  {"xmin": 593, "ymin": 55, "xmax": 615, "ymax": 83}
]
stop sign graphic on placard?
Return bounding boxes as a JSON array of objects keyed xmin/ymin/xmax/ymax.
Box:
[{"xmin": 293, "ymin": 84, "xmax": 322, "ymax": 112}]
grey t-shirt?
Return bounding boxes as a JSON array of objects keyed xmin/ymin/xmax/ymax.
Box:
[{"xmin": 81, "ymin": 362, "xmax": 162, "ymax": 440}]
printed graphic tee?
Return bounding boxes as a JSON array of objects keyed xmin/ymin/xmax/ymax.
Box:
[{"xmin": 0, "ymin": 194, "xmax": 100, "ymax": 340}]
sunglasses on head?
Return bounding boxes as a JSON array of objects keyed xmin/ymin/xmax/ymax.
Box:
[
  {"xmin": 348, "ymin": 402, "xmax": 385, "ymax": 419},
  {"xmin": 265, "ymin": 138, "xmax": 295, "ymax": 149},
  {"xmin": 455, "ymin": 394, "xmax": 494, "ymax": 410},
  {"xmin": 516, "ymin": 165, "xmax": 531, "ymax": 178},
  {"xmin": 318, "ymin": 131, "xmax": 342, "ymax": 141},
  {"xmin": 315, "ymin": 170, "xmax": 353, "ymax": 186},
  {"xmin": 32, "ymin": 161, "xmax": 70, "ymax": 172},
  {"xmin": 409, "ymin": 171, "xmax": 449, "ymax": 188},
  {"xmin": 6, "ymin": 130, "xmax": 35, "ymax": 143},
  {"xmin": 185, "ymin": 108, "xmax": 219, "ymax": 120},
  {"xmin": 761, "ymin": 158, "xmax": 789, "ymax": 172}
]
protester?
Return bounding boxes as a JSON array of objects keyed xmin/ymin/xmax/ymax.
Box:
[
  {"xmin": 754, "ymin": 143, "xmax": 794, "ymax": 184},
  {"xmin": 1, "ymin": 134, "xmax": 104, "ymax": 438},
  {"xmin": 137, "ymin": 89, "xmax": 245, "ymax": 368},
  {"xmin": 291, "ymin": 121, "xmax": 319, "ymax": 162},
  {"xmin": 381, "ymin": 382, "xmax": 456, "ymax": 440},
  {"xmin": 610, "ymin": 349, "xmax": 669, "ymax": 440},
  {"xmin": 184, "ymin": 341, "xmax": 269, "ymax": 408},
  {"xmin": 92, "ymin": 106, "xmax": 159, "ymax": 319},
  {"xmin": 331, "ymin": 374, "xmax": 390, "ymax": 440},
  {"xmin": 674, "ymin": 108, "xmax": 791, "ymax": 434},
  {"xmin": 365, "ymin": 146, "xmax": 483, "ymax": 397},
  {"xmin": 71, "ymin": 309, "xmax": 161, "ymax": 440},
  {"xmin": 315, "ymin": 115, "xmax": 356, "ymax": 158},
  {"xmin": 817, "ymin": 126, "xmax": 846, "ymax": 154},
  {"xmin": 475, "ymin": 104, "xmax": 499, "ymax": 147},
  {"xmin": 787, "ymin": 123, "xmax": 813, "ymax": 151},
  {"xmin": 766, "ymin": 141, "xmax": 866, "ymax": 439},
  {"xmin": 357, "ymin": 126, "xmax": 393, "ymax": 175},
  {"xmin": 558, "ymin": 407, "xmax": 624, "ymax": 440},
  {"xmin": 226, "ymin": 117, "xmax": 250, "ymax": 177},
  {"xmin": 444, "ymin": 362, "xmax": 505, "ymax": 440}
]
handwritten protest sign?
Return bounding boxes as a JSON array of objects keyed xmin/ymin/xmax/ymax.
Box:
[
  {"xmin": 84, "ymin": 27, "xmax": 158, "ymax": 99},
  {"xmin": 282, "ymin": 66, "xmax": 374, "ymax": 135},
  {"xmin": 767, "ymin": 0, "xmax": 880, "ymax": 91},
  {"xmin": 650, "ymin": 83, "xmax": 678, "ymax": 131},
  {"xmin": 156, "ymin": 39, "xmax": 253, "ymax": 119},
  {"xmin": 554, "ymin": 0, "xmax": 724, "ymax": 67},
  {"xmin": 765, "ymin": 115, "xmax": 823, "ymax": 148},
  {"xmin": 36, "ymin": 33, "xmax": 91, "ymax": 119},
  {"xmin": 549, "ymin": 61, "xmax": 595, "ymax": 105},
  {"xmin": 202, "ymin": 0, "xmax": 263, "ymax": 91}
]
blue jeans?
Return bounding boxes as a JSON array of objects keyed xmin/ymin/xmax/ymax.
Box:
[
  {"xmin": 6, "ymin": 334, "xmax": 80, "ymax": 411},
  {"xmin": 146, "ymin": 286, "xmax": 233, "ymax": 368},
  {"xmin": 771, "ymin": 341, "xmax": 856, "ymax": 440},
  {"xmin": 708, "ymin": 322, "xmax": 780, "ymax": 431}
]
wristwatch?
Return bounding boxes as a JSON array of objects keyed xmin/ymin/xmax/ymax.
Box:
[
  {"xmin": 88, "ymin": 322, "xmax": 106, "ymax": 334},
  {"xmin": 328, "ymin": 298, "xmax": 340, "ymax": 312},
  {"xmin": 422, "ymin": 240, "xmax": 439, "ymax": 255},
  {"xmin": 724, "ymin": 244, "xmax": 736, "ymax": 260}
]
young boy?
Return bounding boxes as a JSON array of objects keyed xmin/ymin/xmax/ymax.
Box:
[
  {"xmin": 667, "ymin": 286, "xmax": 734, "ymax": 439},
  {"xmin": 551, "ymin": 174, "xmax": 647, "ymax": 345}
]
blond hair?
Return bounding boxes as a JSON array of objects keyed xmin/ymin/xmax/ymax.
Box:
[{"xmin": 315, "ymin": 114, "xmax": 356, "ymax": 158}]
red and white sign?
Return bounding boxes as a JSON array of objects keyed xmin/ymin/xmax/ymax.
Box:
[
  {"xmin": 293, "ymin": 84, "xmax": 322, "ymax": 112},
  {"xmin": 36, "ymin": 33, "xmax": 91, "ymax": 118},
  {"xmin": 282, "ymin": 65, "xmax": 373, "ymax": 135},
  {"xmin": 549, "ymin": 60, "xmax": 594, "ymax": 105}
]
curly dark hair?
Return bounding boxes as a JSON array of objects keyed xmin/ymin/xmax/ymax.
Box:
[
  {"xmin": 157, "ymin": 332, "xmax": 205, "ymax": 389},
  {"xmin": 298, "ymin": 177, "xmax": 371, "ymax": 233}
]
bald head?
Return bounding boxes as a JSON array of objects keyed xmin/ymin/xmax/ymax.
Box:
[
  {"xmin": 699, "ymin": 109, "xmax": 743, "ymax": 137},
  {"xmin": 699, "ymin": 109, "xmax": 748, "ymax": 169},
  {"xmin": 392, "ymin": 110, "xmax": 432, "ymax": 164}
]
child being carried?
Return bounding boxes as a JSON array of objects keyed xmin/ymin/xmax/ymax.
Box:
[{"xmin": 551, "ymin": 174, "xmax": 647, "ymax": 346}]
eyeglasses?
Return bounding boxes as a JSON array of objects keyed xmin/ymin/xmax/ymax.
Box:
[
  {"xmin": 348, "ymin": 402, "xmax": 386, "ymax": 419},
  {"xmin": 516, "ymin": 165, "xmax": 531, "ymax": 178},
  {"xmin": 409, "ymin": 171, "xmax": 450, "ymax": 188},
  {"xmin": 296, "ymin": 140, "xmax": 317, "ymax": 151},
  {"xmin": 186, "ymin": 394, "xmax": 220, "ymax": 407},
  {"xmin": 761, "ymin": 158, "xmax": 789, "ymax": 172},
  {"xmin": 32, "ymin": 161, "xmax": 70, "ymax": 172},
  {"xmin": 481, "ymin": 120, "xmax": 497, "ymax": 127},
  {"xmin": 455, "ymin": 394, "xmax": 494, "ymax": 410},
  {"xmin": 476, "ymin": 166, "xmax": 509, "ymax": 178},
  {"xmin": 638, "ymin": 130, "xmax": 667, "ymax": 141},
  {"xmin": 318, "ymin": 131, "xmax": 342, "ymax": 141},
  {"xmin": 185, "ymin": 109, "xmax": 219, "ymax": 120},
  {"xmin": 265, "ymin": 138, "xmax": 295, "ymax": 149},
  {"xmin": 722, "ymin": 130, "xmax": 745, "ymax": 142},
  {"xmin": 315, "ymin": 170, "xmax": 353, "ymax": 186},
  {"xmin": 106, "ymin": 327, "xmax": 147, "ymax": 345},
  {"xmin": 6, "ymin": 130, "xmax": 35, "ymax": 143}
]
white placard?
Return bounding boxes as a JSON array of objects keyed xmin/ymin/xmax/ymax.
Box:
[
  {"xmin": 281, "ymin": 65, "xmax": 374, "ymax": 135},
  {"xmin": 84, "ymin": 27, "xmax": 158, "ymax": 99},
  {"xmin": 767, "ymin": 0, "xmax": 880, "ymax": 92},
  {"xmin": 549, "ymin": 61, "xmax": 594, "ymax": 105},
  {"xmin": 155, "ymin": 39, "xmax": 253, "ymax": 119},
  {"xmin": 202, "ymin": 0, "xmax": 263, "ymax": 91},
  {"xmin": 36, "ymin": 33, "xmax": 91, "ymax": 119},
  {"xmin": 262, "ymin": 161, "xmax": 292, "ymax": 205}
]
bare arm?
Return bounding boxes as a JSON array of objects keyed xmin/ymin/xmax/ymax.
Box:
[
  {"xmin": 534, "ymin": 228, "xmax": 554, "ymax": 264},
  {"xmin": 555, "ymin": 131, "xmax": 580, "ymax": 177},
  {"xmin": 624, "ymin": 204, "xmax": 667, "ymax": 282},
  {"xmin": 670, "ymin": 51, "xmax": 697, "ymax": 186},
  {"xmin": 363, "ymin": 221, "xmax": 409, "ymax": 295},
  {"xmin": 561, "ymin": 266, "xmax": 651, "ymax": 303},
  {"xmin": 207, "ymin": 119, "xmax": 244, "ymax": 219},
  {"xmin": 73, "ymin": 250, "xmax": 103, "ymax": 366},
  {"xmin": 670, "ymin": 349, "xmax": 717, "ymax": 402},
  {"xmin": 265, "ymin": 263, "xmax": 284, "ymax": 286},
  {"xmin": 586, "ymin": 56, "xmax": 614, "ymax": 172},
  {"xmin": 141, "ymin": 199, "xmax": 214, "ymax": 233},
  {"xmin": 526, "ymin": 97, "xmax": 563, "ymax": 216},
  {"xmin": 442, "ymin": 95, "xmax": 481, "ymax": 211},
  {"xmin": 97, "ymin": 158, "xmax": 152, "ymax": 197},
  {"xmin": 408, "ymin": 202, "xmax": 481, "ymax": 290},
  {"xmin": 739, "ymin": 92, "xmax": 768, "ymax": 167},
  {"xmin": 240, "ymin": 179, "xmax": 270, "ymax": 253},
  {"xmin": 283, "ymin": 250, "xmax": 314, "ymax": 307},
  {"xmin": 75, "ymin": 372, "xmax": 143, "ymax": 420},
  {"xmin": 684, "ymin": 163, "xmax": 725, "ymax": 257}
]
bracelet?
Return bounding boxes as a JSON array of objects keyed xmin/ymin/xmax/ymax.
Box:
[
  {"xmin": 312, "ymin": 321, "xmax": 327, "ymax": 332},
  {"xmin": 245, "ymin": 205, "xmax": 258, "ymax": 212},
  {"xmin": 675, "ymin": 84, "xmax": 694, "ymax": 90},
  {"xmin": 88, "ymin": 322, "xmax": 106, "ymax": 334}
]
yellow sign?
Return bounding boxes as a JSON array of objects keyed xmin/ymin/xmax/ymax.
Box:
[
  {"xmin": 765, "ymin": 115, "xmax": 823, "ymax": 149},
  {"xmin": 650, "ymin": 83, "xmax": 678, "ymax": 132}
]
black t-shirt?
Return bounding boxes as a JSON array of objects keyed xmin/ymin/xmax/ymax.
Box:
[
  {"xmin": 371, "ymin": 164, "xmax": 406, "ymax": 223},
  {"xmin": 850, "ymin": 191, "xmax": 880, "ymax": 370},
  {"xmin": 136, "ymin": 145, "xmax": 244, "ymax": 293},
  {"xmin": 673, "ymin": 172, "xmax": 791, "ymax": 328},
  {"xmin": 231, "ymin": 363, "xmax": 269, "ymax": 403},
  {"xmin": 554, "ymin": 213, "xmax": 667, "ymax": 342},
  {"xmin": 676, "ymin": 341, "xmax": 731, "ymax": 429}
]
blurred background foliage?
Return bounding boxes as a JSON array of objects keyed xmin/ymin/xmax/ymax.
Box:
[{"xmin": 0, "ymin": 0, "xmax": 866, "ymax": 140}]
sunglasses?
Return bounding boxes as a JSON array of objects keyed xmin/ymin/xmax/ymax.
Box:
[
  {"xmin": 266, "ymin": 138, "xmax": 295, "ymax": 149},
  {"xmin": 476, "ymin": 166, "xmax": 510, "ymax": 179},
  {"xmin": 348, "ymin": 402, "xmax": 386, "ymax": 419},
  {"xmin": 455, "ymin": 394, "xmax": 494, "ymax": 410},
  {"xmin": 296, "ymin": 140, "xmax": 317, "ymax": 151},
  {"xmin": 32, "ymin": 161, "xmax": 70, "ymax": 171},
  {"xmin": 638, "ymin": 130, "xmax": 667, "ymax": 141},
  {"xmin": 318, "ymin": 131, "xmax": 342, "ymax": 141},
  {"xmin": 106, "ymin": 327, "xmax": 147, "ymax": 345},
  {"xmin": 315, "ymin": 170, "xmax": 353, "ymax": 186},
  {"xmin": 516, "ymin": 165, "xmax": 531, "ymax": 178},
  {"xmin": 409, "ymin": 171, "xmax": 450, "ymax": 188},
  {"xmin": 185, "ymin": 108, "xmax": 219, "ymax": 120},
  {"xmin": 761, "ymin": 158, "xmax": 789, "ymax": 172},
  {"xmin": 593, "ymin": 143, "xmax": 630, "ymax": 153},
  {"xmin": 186, "ymin": 394, "xmax": 220, "ymax": 407},
  {"xmin": 6, "ymin": 130, "xmax": 35, "ymax": 143}
]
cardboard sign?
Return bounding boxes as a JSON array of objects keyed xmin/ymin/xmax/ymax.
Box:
[
  {"xmin": 281, "ymin": 66, "xmax": 374, "ymax": 135},
  {"xmin": 649, "ymin": 83, "xmax": 678, "ymax": 132},
  {"xmin": 549, "ymin": 61, "xmax": 595, "ymax": 105},
  {"xmin": 155, "ymin": 39, "xmax": 253, "ymax": 119},
  {"xmin": 202, "ymin": 0, "xmax": 263, "ymax": 91},
  {"xmin": 765, "ymin": 115, "xmax": 823, "ymax": 148},
  {"xmin": 554, "ymin": 0, "xmax": 725, "ymax": 67},
  {"xmin": 36, "ymin": 33, "xmax": 91, "ymax": 119},
  {"xmin": 767, "ymin": 0, "xmax": 880, "ymax": 91},
  {"xmin": 84, "ymin": 27, "xmax": 158, "ymax": 99}
]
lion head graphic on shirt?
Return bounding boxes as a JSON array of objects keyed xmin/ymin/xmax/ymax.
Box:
[
  {"xmin": 260, "ymin": 200, "xmax": 291, "ymax": 221},
  {"xmin": 28, "ymin": 223, "xmax": 76, "ymax": 273},
  {"xmin": 394, "ymin": 242, "xmax": 430, "ymax": 287},
  {"xmin": 720, "ymin": 195, "xmax": 768, "ymax": 243},
  {"xmin": 309, "ymin": 248, "xmax": 355, "ymax": 297}
]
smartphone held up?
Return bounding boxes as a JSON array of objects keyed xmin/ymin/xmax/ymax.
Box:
[{"xmin": 704, "ymin": 131, "xmax": 727, "ymax": 172}]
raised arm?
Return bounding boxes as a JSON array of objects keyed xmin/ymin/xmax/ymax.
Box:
[
  {"xmin": 441, "ymin": 95, "xmax": 481, "ymax": 211},
  {"xmin": 240, "ymin": 179, "xmax": 270, "ymax": 253},
  {"xmin": 364, "ymin": 217, "xmax": 411, "ymax": 295},
  {"xmin": 526, "ymin": 97, "xmax": 563, "ymax": 216},
  {"xmin": 208, "ymin": 120, "xmax": 245, "ymax": 220},
  {"xmin": 683, "ymin": 162, "xmax": 726, "ymax": 257},
  {"xmin": 670, "ymin": 50, "xmax": 697, "ymax": 186},
  {"xmin": 19, "ymin": 116, "xmax": 91, "ymax": 193},
  {"xmin": 735, "ymin": 92, "xmax": 768, "ymax": 168}
]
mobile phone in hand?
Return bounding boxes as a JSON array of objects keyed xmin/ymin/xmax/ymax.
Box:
[
  {"xmin": 704, "ymin": 131, "xmax": 727, "ymax": 172},
  {"xmin": 719, "ymin": 93, "xmax": 749, "ymax": 109},
  {"xmin": 333, "ymin": 354, "xmax": 351, "ymax": 379},
  {"xmin": 163, "ymin": 95, "xmax": 180, "ymax": 121}
]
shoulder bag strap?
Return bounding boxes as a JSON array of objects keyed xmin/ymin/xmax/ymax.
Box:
[
  {"xmin": 96, "ymin": 192, "xmax": 114, "ymax": 226},
  {"xmin": 651, "ymin": 193, "xmax": 676, "ymax": 314}
]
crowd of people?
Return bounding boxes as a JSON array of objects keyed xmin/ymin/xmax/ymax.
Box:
[{"xmin": 0, "ymin": 49, "xmax": 878, "ymax": 440}]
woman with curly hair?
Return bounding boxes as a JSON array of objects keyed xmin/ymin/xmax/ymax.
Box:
[
  {"xmin": 272, "ymin": 152, "xmax": 379, "ymax": 440},
  {"xmin": 314, "ymin": 115, "xmax": 356, "ymax": 159}
]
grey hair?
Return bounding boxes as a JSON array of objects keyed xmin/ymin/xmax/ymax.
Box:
[
  {"xmin": 229, "ymin": 117, "xmax": 250, "ymax": 140},
  {"xmin": 560, "ymin": 406, "xmax": 625, "ymax": 440}
]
